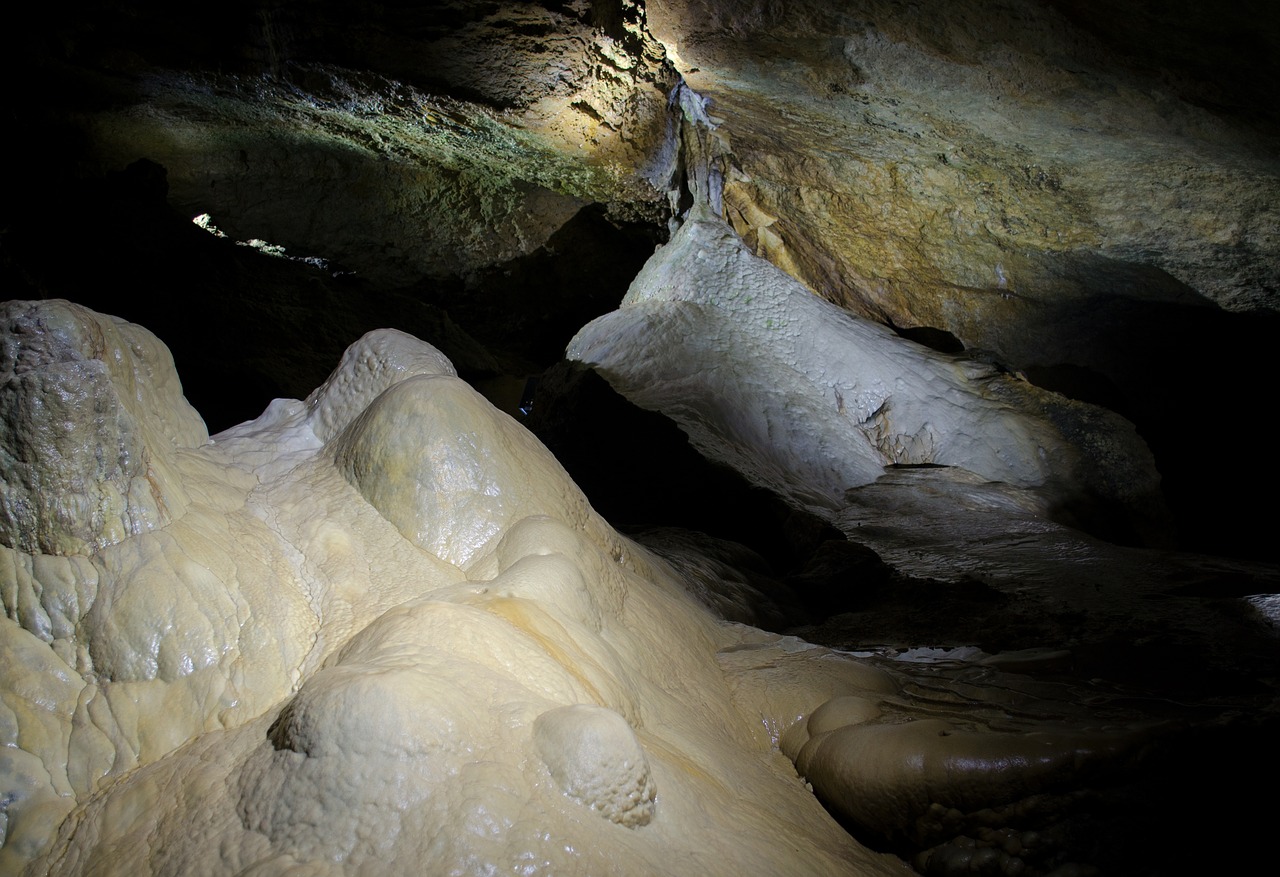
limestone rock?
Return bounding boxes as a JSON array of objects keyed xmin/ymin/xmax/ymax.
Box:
[
  {"xmin": 788, "ymin": 713, "xmax": 1145, "ymax": 844},
  {"xmin": 23, "ymin": 3, "xmax": 678, "ymax": 289},
  {"xmin": 14, "ymin": 1, "xmax": 1276, "ymax": 555},
  {"xmin": 568, "ymin": 210, "xmax": 1163, "ymax": 533},
  {"xmin": 303, "ymin": 327, "xmax": 457, "ymax": 445},
  {"xmin": 0, "ymin": 302, "xmax": 1261, "ymax": 876},
  {"xmin": 647, "ymin": 0, "xmax": 1279, "ymax": 319},
  {"xmin": 330, "ymin": 373, "xmax": 595, "ymax": 571},
  {"xmin": 639, "ymin": 1, "xmax": 1278, "ymax": 553},
  {"xmin": 0, "ymin": 300, "xmax": 206, "ymax": 556},
  {"xmin": 533, "ymin": 704, "xmax": 656, "ymax": 827}
]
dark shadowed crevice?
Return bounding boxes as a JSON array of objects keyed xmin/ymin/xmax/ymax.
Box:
[
  {"xmin": 524, "ymin": 360, "xmax": 841, "ymax": 574},
  {"xmin": 424, "ymin": 203, "xmax": 666, "ymax": 374},
  {"xmin": 1, "ymin": 158, "xmax": 499, "ymax": 433},
  {"xmin": 888, "ymin": 322, "xmax": 966, "ymax": 354}
]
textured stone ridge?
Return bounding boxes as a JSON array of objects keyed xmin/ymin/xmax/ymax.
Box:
[
  {"xmin": 30, "ymin": 2, "xmax": 680, "ymax": 289},
  {"xmin": 0, "ymin": 301, "xmax": 1237, "ymax": 876},
  {"xmin": 639, "ymin": 2, "xmax": 1278, "ymax": 555},
  {"xmin": 648, "ymin": 0, "xmax": 1279, "ymax": 318},
  {"xmin": 331, "ymin": 374, "xmax": 595, "ymax": 570},
  {"xmin": 568, "ymin": 209, "xmax": 1164, "ymax": 533},
  {"xmin": 1, "ymin": 300, "xmax": 914, "ymax": 877},
  {"xmin": 15, "ymin": 1, "xmax": 1272, "ymax": 553},
  {"xmin": 0, "ymin": 300, "xmax": 206, "ymax": 555}
]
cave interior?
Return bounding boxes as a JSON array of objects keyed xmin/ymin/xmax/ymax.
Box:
[{"xmin": 3, "ymin": 2, "xmax": 1280, "ymax": 876}]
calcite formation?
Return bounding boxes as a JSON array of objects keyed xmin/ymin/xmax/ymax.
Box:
[
  {"xmin": 533, "ymin": 704, "xmax": 657, "ymax": 828},
  {"xmin": 0, "ymin": 300, "xmax": 868, "ymax": 875},
  {"xmin": 635, "ymin": 0, "xmax": 1279, "ymax": 555},
  {"xmin": 1, "ymin": 301, "xmax": 1156, "ymax": 875},
  {"xmin": 568, "ymin": 206, "xmax": 1164, "ymax": 534},
  {"xmin": 645, "ymin": 0, "xmax": 1280, "ymax": 319},
  {"xmin": 0, "ymin": 301, "xmax": 205, "ymax": 556},
  {"xmin": 4, "ymin": 5, "xmax": 1278, "ymax": 873},
  {"xmin": 30, "ymin": 2, "xmax": 679, "ymax": 290}
]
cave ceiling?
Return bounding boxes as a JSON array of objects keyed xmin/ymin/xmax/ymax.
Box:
[{"xmin": 7, "ymin": 0, "xmax": 1280, "ymax": 557}]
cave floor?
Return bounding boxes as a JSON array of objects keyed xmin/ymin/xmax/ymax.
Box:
[{"xmin": 778, "ymin": 468, "xmax": 1280, "ymax": 876}]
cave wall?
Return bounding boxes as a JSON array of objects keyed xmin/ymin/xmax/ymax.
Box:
[
  {"xmin": 8, "ymin": 1, "xmax": 1278, "ymax": 554},
  {"xmin": 4, "ymin": 4, "xmax": 1280, "ymax": 875}
]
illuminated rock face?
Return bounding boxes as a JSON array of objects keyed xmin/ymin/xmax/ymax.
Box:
[
  {"xmin": 636, "ymin": 0, "xmax": 1280, "ymax": 554},
  {"xmin": 569, "ymin": 208, "xmax": 1163, "ymax": 533},
  {"xmin": 646, "ymin": 0, "xmax": 1280, "ymax": 319},
  {"xmin": 14, "ymin": 1, "xmax": 1277, "ymax": 553},
  {"xmin": 4, "ymin": 3, "xmax": 1279, "ymax": 872},
  {"xmin": 31, "ymin": 2, "xmax": 678, "ymax": 290},
  {"xmin": 0, "ymin": 300, "xmax": 206, "ymax": 556}
]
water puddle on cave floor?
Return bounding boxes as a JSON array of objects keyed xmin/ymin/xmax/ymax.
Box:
[{"xmin": 811, "ymin": 638, "xmax": 1280, "ymax": 877}]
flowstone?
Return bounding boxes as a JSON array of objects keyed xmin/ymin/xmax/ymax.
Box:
[{"xmin": 1, "ymin": 301, "xmax": 1151, "ymax": 876}]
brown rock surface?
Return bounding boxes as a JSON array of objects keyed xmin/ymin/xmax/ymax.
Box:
[
  {"xmin": 640, "ymin": 0, "xmax": 1280, "ymax": 556},
  {"xmin": 7, "ymin": 4, "xmax": 1278, "ymax": 546},
  {"xmin": 13, "ymin": 2, "xmax": 677, "ymax": 288},
  {"xmin": 648, "ymin": 0, "xmax": 1278, "ymax": 318}
]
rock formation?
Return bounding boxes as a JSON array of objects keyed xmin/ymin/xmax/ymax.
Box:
[
  {"xmin": 11, "ymin": 0, "xmax": 1277, "ymax": 553},
  {"xmin": 2, "ymin": 299, "xmax": 1173, "ymax": 876},
  {"xmin": 568, "ymin": 205, "xmax": 1165, "ymax": 538},
  {"xmin": 4, "ymin": 2, "xmax": 1280, "ymax": 875}
]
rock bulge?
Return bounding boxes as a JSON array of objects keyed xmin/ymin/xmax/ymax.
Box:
[
  {"xmin": 534, "ymin": 704, "xmax": 657, "ymax": 828},
  {"xmin": 2, "ymin": 301, "xmax": 913, "ymax": 876}
]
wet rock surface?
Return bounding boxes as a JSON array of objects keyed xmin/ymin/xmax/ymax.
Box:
[{"xmin": 3, "ymin": 305, "xmax": 912, "ymax": 877}]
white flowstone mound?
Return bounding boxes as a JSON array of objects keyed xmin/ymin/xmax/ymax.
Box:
[
  {"xmin": 331, "ymin": 374, "xmax": 596, "ymax": 570},
  {"xmin": 0, "ymin": 301, "xmax": 913, "ymax": 876},
  {"xmin": 534, "ymin": 704, "xmax": 657, "ymax": 828},
  {"xmin": 567, "ymin": 209, "xmax": 1161, "ymax": 521},
  {"xmin": 0, "ymin": 301, "xmax": 1152, "ymax": 876}
]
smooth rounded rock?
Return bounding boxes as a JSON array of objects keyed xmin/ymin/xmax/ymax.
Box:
[{"xmin": 533, "ymin": 704, "xmax": 656, "ymax": 828}]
